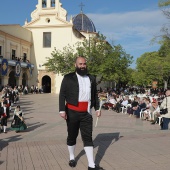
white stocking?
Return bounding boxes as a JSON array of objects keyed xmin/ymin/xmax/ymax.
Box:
[
  {"xmin": 68, "ymin": 145, "xmax": 76, "ymax": 160},
  {"xmin": 84, "ymin": 146, "xmax": 95, "ymax": 168},
  {"xmin": 3, "ymin": 126, "xmax": 6, "ymax": 132}
]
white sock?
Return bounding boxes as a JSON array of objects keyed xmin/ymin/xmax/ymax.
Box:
[
  {"xmin": 84, "ymin": 146, "xmax": 95, "ymax": 168},
  {"xmin": 3, "ymin": 126, "xmax": 6, "ymax": 132},
  {"xmin": 68, "ymin": 145, "xmax": 76, "ymax": 160}
]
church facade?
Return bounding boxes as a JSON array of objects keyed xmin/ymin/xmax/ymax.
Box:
[{"xmin": 0, "ymin": 0, "xmax": 102, "ymax": 93}]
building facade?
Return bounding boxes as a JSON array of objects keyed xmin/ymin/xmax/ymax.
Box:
[{"xmin": 0, "ymin": 0, "xmax": 98, "ymax": 93}]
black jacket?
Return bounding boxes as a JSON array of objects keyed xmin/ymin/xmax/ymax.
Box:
[
  {"xmin": 0, "ymin": 106, "xmax": 10, "ymax": 118},
  {"xmin": 59, "ymin": 72, "xmax": 99, "ymax": 112}
]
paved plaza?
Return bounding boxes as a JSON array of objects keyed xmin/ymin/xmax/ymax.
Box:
[{"xmin": 0, "ymin": 94, "xmax": 170, "ymax": 170}]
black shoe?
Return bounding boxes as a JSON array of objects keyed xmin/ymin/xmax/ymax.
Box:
[
  {"xmin": 15, "ymin": 130, "xmax": 20, "ymax": 133},
  {"xmin": 88, "ymin": 165, "xmax": 104, "ymax": 170},
  {"xmin": 4, "ymin": 131, "xmax": 7, "ymax": 133},
  {"xmin": 69, "ymin": 160, "xmax": 76, "ymax": 167},
  {"xmin": 151, "ymin": 122, "xmax": 156, "ymax": 125}
]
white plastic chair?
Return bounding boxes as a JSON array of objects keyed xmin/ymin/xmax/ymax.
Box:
[
  {"xmin": 140, "ymin": 108, "xmax": 146, "ymax": 119},
  {"xmin": 121, "ymin": 104, "xmax": 131, "ymax": 114},
  {"xmin": 158, "ymin": 117, "xmax": 163, "ymax": 125}
]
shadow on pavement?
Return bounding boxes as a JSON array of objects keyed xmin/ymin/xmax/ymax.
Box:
[
  {"xmin": 75, "ymin": 132, "xmax": 123, "ymax": 168},
  {"xmin": 0, "ymin": 135, "xmax": 22, "ymax": 151},
  {"xmin": 22, "ymin": 122, "xmax": 46, "ymax": 132},
  {"xmin": 0, "ymin": 122, "xmax": 46, "ymax": 152}
]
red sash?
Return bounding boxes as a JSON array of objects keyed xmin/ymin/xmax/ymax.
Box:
[
  {"xmin": 2, "ymin": 113, "xmax": 7, "ymax": 117},
  {"xmin": 66, "ymin": 102, "xmax": 88, "ymax": 112}
]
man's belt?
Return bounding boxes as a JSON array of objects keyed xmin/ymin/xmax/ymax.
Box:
[{"xmin": 66, "ymin": 102, "xmax": 88, "ymax": 112}]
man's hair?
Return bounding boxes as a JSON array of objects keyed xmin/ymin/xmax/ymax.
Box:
[{"xmin": 75, "ymin": 56, "xmax": 85, "ymax": 62}]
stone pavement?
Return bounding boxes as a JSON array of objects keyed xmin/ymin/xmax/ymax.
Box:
[{"xmin": 0, "ymin": 94, "xmax": 170, "ymax": 170}]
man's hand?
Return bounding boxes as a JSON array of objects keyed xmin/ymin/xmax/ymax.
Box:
[
  {"xmin": 60, "ymin": 112, "xmax": 67, "ymax": 120},
  {"xmin": 96, "ymin": 110, "xmax": 101, "ymax": 117}
]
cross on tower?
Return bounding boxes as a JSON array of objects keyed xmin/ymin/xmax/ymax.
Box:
[{"xmin": 79, "ymin": 2, "xmax": 85, "ymax": 13}]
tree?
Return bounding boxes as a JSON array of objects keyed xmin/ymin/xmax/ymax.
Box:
[
  {"xmin": 159, "ymin": 0, "xmax": 170, "ymax": 7},
  {"xmin": 158, "ymin": 0, "xmax": 170, "ymax": 38},
  {"xmin": 43, "ymin": 34, "xmax": 133, "ymax": 85},
  {"xmin": 131, "ymin": 1, "xmax": 170, "ymax": 88},
  {"xmin": 135, "ymin": 50, "xmax": 170, "ymax": 87}
]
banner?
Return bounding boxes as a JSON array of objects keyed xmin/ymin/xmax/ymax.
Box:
[
  {"xmin": 27, "ymin": 63, "xmax": 32, "ymax": 77},
  {"xmin": 1, "ymin": 59, "xmax": 8, "ymax": 76},
  {"xmin": 15, "ymin": 61, "xmax": 21, "ymax": 77}
]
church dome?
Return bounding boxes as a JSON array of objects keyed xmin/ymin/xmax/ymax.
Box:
[{"xmin": 73, "ymin": 13, "xmax": 96, "ymax": 33}]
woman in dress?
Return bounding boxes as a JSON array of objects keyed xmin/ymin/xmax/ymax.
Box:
[{"xmin": 11, "ymin": 105, "xmax": 27, "ymax": 133}]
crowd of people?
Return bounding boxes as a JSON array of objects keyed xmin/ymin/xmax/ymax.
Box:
[
  {"xmin": 0, "ymin": 85, "xmax": 36, "ymax": 133},
  {"xmin": 0, "ymin": 84, "xmax": 44, "ymax": 95},
  {"xmin": 99, "ymin": 87, "xmax": 170, "ymax": 130}
]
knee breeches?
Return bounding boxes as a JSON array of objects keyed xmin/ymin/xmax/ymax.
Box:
[
  {"xmin": 1, "ymin": 117, "xmax": 7, "ymax": 126},
  {"xmin": 66, "ymin": 108, "xmax": 93, "ymax": 147}
]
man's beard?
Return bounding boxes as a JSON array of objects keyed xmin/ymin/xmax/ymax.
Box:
[{"xmin": 76, "ymin": 67, "xmax": 88, "ymax": 76}]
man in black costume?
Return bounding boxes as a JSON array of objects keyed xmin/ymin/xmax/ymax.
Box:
[{"xmin": 59, "ymin": 56, "xmax": 103, "ymax": 170}]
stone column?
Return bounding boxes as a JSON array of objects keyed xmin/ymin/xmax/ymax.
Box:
[
  {"xmin": 18, "ymin": 78, "xmax": 23, "ymax": 86},
  {"xmin": 1, "ymin": 76, "xmax": 8, "ymax": 86}
]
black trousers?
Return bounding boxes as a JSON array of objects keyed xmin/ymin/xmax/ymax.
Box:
[
  {"xmin": 161, "ymin": 117, "xmax": 170, "ymax": 130},
  {"xmin": 1, "ymin": 117, "xmax": 7, "ymax": 126},
  {"xmin": 66, "ymin": 108, "xmax": 93, "ymax": 147}
]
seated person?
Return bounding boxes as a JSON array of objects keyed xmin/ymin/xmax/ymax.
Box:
[
  {"xmin": 107, "ymin": 96, "xmax": 117, "ymax": 111},
  {"xmin": 121, "ymin": 96, "xmax": 129, "ymax": 107},
  {"xmin": 142, "ymin": 97, "xmax": 152, "ymax": 120},
  {"xmin": 128, "ymin": 96, "xmax": 139, "ymax": 116},
  {"xmin": 10, "ymin": 105, "xmax": 27, "ymax": 133},
  {"xmin": 23, "ymin": 86, "xmax": 28, "ymax": 95},
  {"xmin": 114, "ymin": 96, "xmax": 128, "ymax": 113},
  {"xmin": 150, "ymin": 101, "xmax": 160, "ymax": 124},
  {"xmin": 133, "ymin": 97, "xmax": 146, "ymax": 118}
]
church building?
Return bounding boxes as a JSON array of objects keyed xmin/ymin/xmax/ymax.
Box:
[{"xmin": 0, "ymin": 0, "xmax": 97, "ymax": 93}]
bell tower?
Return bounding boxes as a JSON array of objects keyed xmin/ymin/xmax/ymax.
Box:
[
  {"xmin": 38, "ymin": 0, "xmax": 59, "ymax": 9},
  {"xmin": 25, "ymin": 0, "xmax": 67, "ymax": 23}
]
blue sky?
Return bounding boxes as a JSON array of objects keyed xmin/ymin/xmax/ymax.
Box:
[{"xmin": 0, "ymin": 0, "xmax": 168, "ymax": 68}]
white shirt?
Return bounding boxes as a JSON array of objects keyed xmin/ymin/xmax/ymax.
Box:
[
  {"xmin": 121, "ymin": 100, "xmax": 128, "ymax": 106},
  {"xmin": 76, "ymin": 73, "xmax": 91, "ymax": 113}
]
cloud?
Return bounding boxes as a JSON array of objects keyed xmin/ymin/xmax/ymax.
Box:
[
  {"xmin": 88, "ymin": 9, "xmax": 167, "ymax": 41},
  {"xmin": 69, "ymin": 9, "xmax": 169, "ymax": 67},
  {"xmin": 86, "ymin": 9, "xmax": 168, "ymax": 66}
]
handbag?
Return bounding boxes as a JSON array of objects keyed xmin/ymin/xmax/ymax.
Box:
[{"xmin": 160, "ymin": 97, "xmax": 168, "ymax": 115}]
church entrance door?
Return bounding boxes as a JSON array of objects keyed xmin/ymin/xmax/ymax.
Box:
[
  {"xmin": 8, "ymin": 71, "xmax": 16, "ymax": 88},
  {"xmin": 42, "ymin": 75, "xmax": 51, "ymax": 93}
]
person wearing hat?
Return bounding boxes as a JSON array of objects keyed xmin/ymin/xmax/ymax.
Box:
[{"xmin": 0, "ymin": 100, "xmax": 10, "ymax": 133}]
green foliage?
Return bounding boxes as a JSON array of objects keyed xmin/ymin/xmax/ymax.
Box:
[
  {"xmin": 43, "ymin": 45, "xmax": 77, "ymax": 75},
  {"xmin": 134, "ymin": 48, "xmax": 170, "ymax": 87},
  {"xmin": 43, "ymin": 33, "xmax": 133, "ymax": 84},
  {"xmin": 159, "ymin": 0, "xmax": 170, "ymax": 7},
  {"xmin": 106, "ymin": 0, "xmax": 170, "ymax": 88}
]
